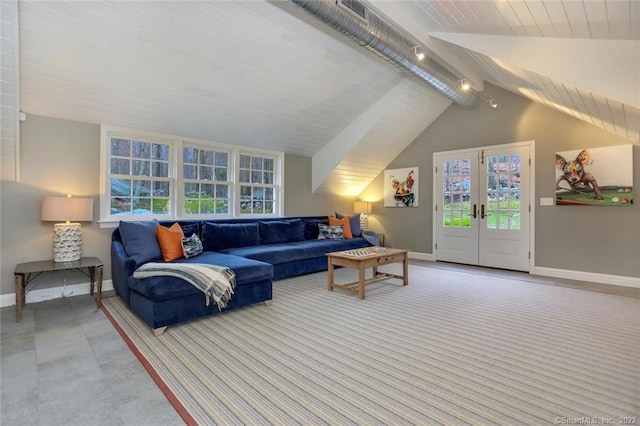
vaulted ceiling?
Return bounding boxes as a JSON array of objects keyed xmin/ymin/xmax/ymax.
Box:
[{"xmin": 7, "ymin": 0, "xmax": 640, "ymax": 195}]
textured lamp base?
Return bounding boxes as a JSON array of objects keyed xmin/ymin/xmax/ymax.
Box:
[
  {"xmin": 360, "ymin": 214, "xmax": 369, "ymax": 231},
  {"xmin": 53, "ymin": 223, "xmax": 82, "ymax": 262}
]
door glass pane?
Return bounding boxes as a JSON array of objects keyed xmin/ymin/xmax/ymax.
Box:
[
  {"xmin": 443, "ymin": 211, "xmax": 452, "ymax": 227},
  {"xmin": 487, "ymin": 211, "xmax": 497, "ymax": 229},
  {"xmin": 509, "ymin": 213, "xmax": 521, "ymax": 230},
  {"xmin": 485, "ymin": 153, "xmax": 521, "ymax": 230},
  {"xmin": 442, "ymin": 159, "xmax": 472, "ymax": 228}
]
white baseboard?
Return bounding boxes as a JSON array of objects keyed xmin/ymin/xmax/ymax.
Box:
[
  {"xmin": 533, "ymin": 267, "xmax": 640, "ymax": 289},
  {"xmin": 408, "ymin": 251, "xmax": 436, "ymax": 262},
  {"xmin": 0, "ymin": 280, "xmax": 114, "ymax": 308},
  {"xmin": 405, "ymin": 252, "xmax": 639, "ymax": 289}
]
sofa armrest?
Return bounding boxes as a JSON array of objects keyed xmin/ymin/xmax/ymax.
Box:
[{"xmin": 111, "ymin": 240, "xmax": 137, "ymax": 304}]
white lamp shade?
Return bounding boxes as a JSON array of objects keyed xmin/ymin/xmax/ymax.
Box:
[
  {"xmin": 353, "ymin": 201, "xmax": 371, "ymax": 215},
  {"xmin": 42, "ymin": 197, "xmax": 93, "ymax": 222}
]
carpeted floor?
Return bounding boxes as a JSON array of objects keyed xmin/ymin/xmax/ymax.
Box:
[{"xmin": 103, "ymin": 263, "xmax": 640, "ymax": 425}]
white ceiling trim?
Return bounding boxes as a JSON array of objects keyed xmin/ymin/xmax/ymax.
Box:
[
  {"xmin": 312, "ymin": 79, "xmax": 409, "ymax": 193},
  {"xmin": 314, "ymin": 79, "xmax": 452, "ymax": 196},
  {"xmin": 430, "ymin": 32, "xmax": 640, "ymax": 109}
]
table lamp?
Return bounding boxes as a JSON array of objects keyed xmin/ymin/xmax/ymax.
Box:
[
  {"xmin": 353, "ymin": 201, "xmax": 372, "ymax": 230},
  {"xmin": 41, "ymin": 195, "xmax": 93, "ymax": 262}
]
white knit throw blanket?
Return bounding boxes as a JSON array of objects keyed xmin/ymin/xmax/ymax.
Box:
[{"xmin": 133, "ymin": 262, "xmax": 236, "ymax": 310}]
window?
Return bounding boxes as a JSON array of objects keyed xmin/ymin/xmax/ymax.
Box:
[
  {"xmin": 183, "ymin": 146, "xmax": 230, "ymax": 215},
  {"xmin": 109, "ymin": 137, "xmax": 172, "ymax": 216},
  {"xmin": 101, "ymin": 127, "xmax": 283, "ymax": 225},
  {"xmin": 239, "ymin": 154, "xmax": 276, "ymax": 215}
]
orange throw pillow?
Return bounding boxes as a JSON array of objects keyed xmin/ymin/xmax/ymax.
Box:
[
  {"xmin": 157, "ymin": 223, "xmax": 185, "ymax": 262},
  {"xmin": 329, "ymin": 216, "xmax": 352, "ymax": 239}
]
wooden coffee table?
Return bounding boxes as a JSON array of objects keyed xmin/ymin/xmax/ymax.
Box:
[{"xmin": 326, "ymin": 247, "xmax": 408, "ymax": 299}]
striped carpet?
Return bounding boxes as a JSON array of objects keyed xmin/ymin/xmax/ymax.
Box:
[{"xmin": 103, "ymin": 263, "xmax": 640, "ymax": 425}]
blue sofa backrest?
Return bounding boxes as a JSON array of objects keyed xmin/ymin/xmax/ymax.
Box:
[{"xmin": 112, "ymin": 216, "xmax": 329, "ymax": 246}]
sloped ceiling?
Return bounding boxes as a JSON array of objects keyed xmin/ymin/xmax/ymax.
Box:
[
  {"xmin": 374, "ymin": 0, "xmax": 640, "ymax": 143},
  {"xmin": 14, "ymin": 0, "xmax": 640, "ymax": 196}
]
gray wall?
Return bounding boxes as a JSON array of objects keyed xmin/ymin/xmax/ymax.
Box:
[
  {"xmin": 359, "ymin": 83, "xmax": 639, "ymax": 278},
  {"xmin": 1, "ymin": 115, "xmax": 108, "ymax": 294},
  {"xmin": 284, "ymin": 154, "xmax": 355, "ymax": 216},
  {"xmin": 3, "ymin": 84, "xmax": 638, "ymax": 297},
  {"xmin": 0, "ymin": 116, "xmax": 349, "ymax": 296}
]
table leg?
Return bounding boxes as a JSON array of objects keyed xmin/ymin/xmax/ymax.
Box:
[
  {"xmin": 327, "ymin": 259, "xmax": 334, "ymax": 291},
  {"xmin": 358, "ymin": 263, "xmax": 365, "ymax": 300},
  {"xmin": 89, "ymin": 266, "xmax": 95, "ymax": 295},
  {"xmin": 15, "ymin": 274, "xmax": 24, "ymax": 322},
  {"xmin": 402, "ymin": 252, "xmax": 409, "ymax": 286},
  {"xmin": 96, "ymin": 265, "xmax": 104, "ymax": 308}
]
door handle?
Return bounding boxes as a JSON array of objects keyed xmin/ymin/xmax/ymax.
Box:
[
  {"xmin": 480, "ymin": 204, "xmax": 486, "ymax": 219},
  {"xmin": 472, "ymin": 204, "xmax": 477, "ymax": 219}
]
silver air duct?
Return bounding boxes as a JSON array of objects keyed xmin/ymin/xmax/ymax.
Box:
[{"xmin": 286, "ymin": 0, "xmax": 477, "ymax": 108}]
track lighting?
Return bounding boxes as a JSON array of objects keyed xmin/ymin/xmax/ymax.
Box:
[
  {"xmin": 488, "ymin": 99, "xmax": 498, "ymax": 109},
  {"xmin": 459, "ymin": 79, "xmax": 470, "ymax": 91},
  {"xmin": 412, "ymin": 45, "xmax": 424, "ymax": 61}
]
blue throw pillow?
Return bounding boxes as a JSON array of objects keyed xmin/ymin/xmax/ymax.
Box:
[
  {"xmin": 335, "ymin": 212, "xmax": 361, "ymax": 237},
  {"xmin": 302, "ymin": 218, "xmax": 328, "ymax": 240},
  {"xmin": 259, "ymin": 219, "xmax": 305, "ymax": 245},
  {"xmin": 119, "ymin": 219, "xmax": 162, "ymax": 267},
  {"xmin": 180, "ymin": 223, "xmax": 200, "ymax": 238},
  {"xmin": 202, "ymin": 222, "xmax": 260, "ymax": 252}
]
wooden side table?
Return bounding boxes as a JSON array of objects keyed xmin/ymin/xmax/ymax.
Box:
[{"xmin": 13, "ymin": 257, "xmax": 104, "ymax": 322}]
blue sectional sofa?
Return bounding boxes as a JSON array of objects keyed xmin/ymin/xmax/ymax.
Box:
[{"xmin": 111, "ymin": 216, "xmax": 369, "ymax": 334}]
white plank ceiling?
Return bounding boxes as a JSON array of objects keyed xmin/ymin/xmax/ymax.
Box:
[{"xmin": 9, "ymin": 0, "xmax": 640, "ymax": 195}]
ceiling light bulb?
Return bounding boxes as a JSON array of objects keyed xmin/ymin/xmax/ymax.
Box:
[
  {"xmin": 416, "ymin": 52, "xmax": 425, "ymax": 60},
  {"xmin": 461, "ymin": 80, "xmax": 470, "ymax": 91}
]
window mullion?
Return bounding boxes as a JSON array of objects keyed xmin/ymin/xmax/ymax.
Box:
[{"xmin": 175, "ymin": 141, "xmax": 183, "ymax": 218}]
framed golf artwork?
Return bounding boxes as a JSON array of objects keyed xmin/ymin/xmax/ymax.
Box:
[{"xmin": 555, "ymin": 144, "xmax": 634, "ymax": 206}]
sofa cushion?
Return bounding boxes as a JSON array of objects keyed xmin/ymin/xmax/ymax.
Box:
[
  {"xmin": 119, "ymin": 219, "xmax": 162, "ymax": 267},
  {"xmin": 156, "ymin": 223, "xmax": 185, "ymax": 262},
  {"xmin": 221, "ymin": 237, "xmax": 368, "ymax": 265},
  {"xmin": 128, "ymin": 252, "xmax": 273, "ymax": 302},
  {"xmin": 259, "ymin": 219, "xmax": 304, "ymax": 245},
  {"xmin": 302, "ymin": 218, "xmax": 328, "ymax": 240},
  {"xmin": 335, "ymin": 212, "xmax": 362, "ymax": 237},
  {"xmin": 202, "ymin": 222, "xmax": 260, "ymax": 252}
]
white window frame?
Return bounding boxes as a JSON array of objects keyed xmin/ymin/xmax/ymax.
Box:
[
  {"xmin": 234, "ymin": 149, "xmax": 284, "ymax": 218},
  {"xmin": 179, "ymin": 143, "xmax": 234, "ymax": 219},
  {"xmin": 100, "ymin": 125, "xmax": 284, "ymax": 227}
]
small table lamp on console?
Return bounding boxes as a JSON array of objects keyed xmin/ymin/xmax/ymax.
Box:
[{"xmin": 41, "ymin": 195, "xmax": 93, "ymax": 262}]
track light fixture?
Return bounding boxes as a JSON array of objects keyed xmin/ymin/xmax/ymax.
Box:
[
  {"xmin": 459, "ymin": 79, "xmax": 470, "ymax": 91},
  {"xmin": 488, "ymin": 99, "xmax": 498, "ymax": 109},
  {"xmin": 412, "ymin": 45, "xmax": 424, "ymax": 61}
]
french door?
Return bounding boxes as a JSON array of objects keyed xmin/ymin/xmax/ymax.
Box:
[{"xmin": 434, "ymin": 142, "xmax": 532, "ymax": 272}]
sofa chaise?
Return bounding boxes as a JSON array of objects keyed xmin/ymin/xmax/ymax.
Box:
[{"xmin": 111, "ymin": 216, "xmax": 369, "ymax": 334}]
